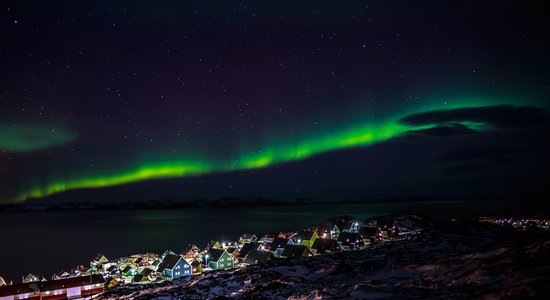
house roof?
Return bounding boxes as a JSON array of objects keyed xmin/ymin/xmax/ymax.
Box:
[
  {"xmin": 337, "ymin": 232, "xmax": 363, "ymax": 245},
  {"xmin": 122, "ymin": 266, "xmax": 133, "ymax": 273},
  {"xmin": 133, "ymin": 274, "xmax": 144, "ymax": 282},
  {"xmin": 359, "ymin": 227, "xmax": 379, "ymax": 237},
  {"xmin": 204, "ymin": 248, "xmax": 227, "ymax": 262},
  {"xmin": 311, "ymin": 238, "xmax": 338, "ymax": 252},
  {"xmin": 377, "ymin": 219, "xmax": 397, "ymax": 229},
  {"xmin": 238, "ymin": 242, "xmax": 258, "ymax": 259},
  {"xmin": 40, "ymin": 275, "xmax": 104, "ymax": 291},
  {"xmin": 240, "ymin": 233, "xmax": 257, "ymax": 240},
  {"xmin": 0, "ymin": 283, "xmax": 37, "ymax": 297},
  {"xmin": 157, "ymin": 254, "xmax": 183, "ymax": 272},
  {"xmin": 134, "ymin": 257, "xmax": 143, "ymax": 264},
  {"xmin": 191, "ymin": 260, "xmax": 202, "ymax": 267},
  {"xmin": 295, "ymin": 230, "xmax": 316, "ymax": 241},
  {"xmin": 281, "ymin": 244, "xmax": 310, "ymax": 258},
  {"xmin": 182, "ymin": 244, "xmax": 201, "ymax": 254},
  {"xmin": 269, "ymin": 238, "xmax": 291, "ymax": 251},
  {"xmin": 244, "ymin": 250, "xmax": 272, "ymax": 265},
  {"xmin": 140, "ymin": 268, "xmax": 153, "ymax": 276}
]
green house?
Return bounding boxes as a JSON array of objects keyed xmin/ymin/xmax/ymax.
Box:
[
  {"xmin": 203, "ymin": 248, "xmax": 234, "ymax": 270},
  {"xmin": 295, "ymin": 230, "xmax": 319, "ymax": 248}
]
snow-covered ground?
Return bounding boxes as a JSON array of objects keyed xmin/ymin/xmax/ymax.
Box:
[{"xmin": 99, "ymin": 217, "xmax": 550, "ymax": 299}]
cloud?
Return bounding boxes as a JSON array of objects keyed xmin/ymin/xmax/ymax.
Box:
[
  {"xmin": 404, "ymin": 123, "xmax": 477, "ymax": 137},
  {"xmin": 399, "ymin": 105, "xmax": 550, "ymax": 128}
]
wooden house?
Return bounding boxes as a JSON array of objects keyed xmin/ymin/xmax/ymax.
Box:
[
  {"xmin": 337, "ymin": 232, "xmax": 365, "ymax": 250},
  {"xmin": 205, "ymin": 240, "xmax": 223, "ymax": 252},
  {"xmin": 22, "ymin": 274, "xmax": 40, "ymax": 283},
  {"xmin": 203, "ymin": 249, "xmax": 234, "ymax": 270},
  {"xmin": 359, "ymin": 226, "xmax": 383, "ymax": 244},
  {"xmin": 157, "ymin": 254, "xmax": 192, "ymax": 279},
  {"xmin": 269, "ymin": 238, "xmax": 294, "ymax": 256},
  {"xmin": 190, "ymin": 259, "xmax": 202, "ymax": 275},
  {"xmin": 294, "ymin": 230, "xmax": 319, "ymax": 248},
  {"xmin": 181, "ymin": 244, "xmax": 201, "ymax": 260},
  {"xmin": 243, "ymin": 249, "xmax": 272, "ymax": 265},
  {"xmin": 281, "ymin": 244, "xmax": 313, "ymax": 258},
  {"xmin": 237, "ymin": 242, "xmax": 261, "ymax": 261},
  {"xmin": 311, "ymin": 238, "xmax": 341, "ymax": 255},
  {"xmin": 377, "ymin": 219, "xmax": 399, "ymax": 238},
  {"xmin": 239, "ymin": 234, "xmax": 258, "ymax": 244}
]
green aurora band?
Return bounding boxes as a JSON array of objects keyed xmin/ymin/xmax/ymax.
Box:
[{"xmin": 9, "ymin": 99, "xmax": 544, "ymax": 203}]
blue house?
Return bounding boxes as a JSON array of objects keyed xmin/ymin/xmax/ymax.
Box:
[{"xmin": 157, "ymin": 254, "xmax": 192, "ymax": 279}]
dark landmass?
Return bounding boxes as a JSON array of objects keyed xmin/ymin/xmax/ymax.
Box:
[{"xmin": 99, "ymin": 216, "xmax": 550, "ymax": 299}]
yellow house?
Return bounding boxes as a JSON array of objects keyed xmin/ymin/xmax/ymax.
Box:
[{"xmin": 295, "ymin": 230, "xmax": 319, "ymax": 248}]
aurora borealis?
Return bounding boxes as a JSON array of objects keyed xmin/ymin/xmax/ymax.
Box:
[{"xmin": 1, "ymin": 1, "xmax": 549, "ymax": 204}]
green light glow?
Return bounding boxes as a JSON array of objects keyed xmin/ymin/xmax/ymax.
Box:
[
  {"xmin": 0, "ymin": 124, "xmax": 75, "ymax": 152},
  {"xmin": 7, "ymin": 99, "xmax": 544, "ymax": 203}
]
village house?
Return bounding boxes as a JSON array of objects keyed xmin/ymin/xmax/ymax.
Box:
[
  {"xmin": 294, "ymin": 230, "xmax": 319, "ymax": 248},
  {"xmin": 204, "ymin": 240, "xmax": 223, "ymax": 252},
  {"xmin": 359, "ymin": 226, "xmax": 383, "ymax": 244},
  {"xmin": 243, "ymin": 249, "xmax": 272, "ymax": 265},
  {"xmin": 377, "ymin": 219, "xmax": 399, "ymax": 238},
  {"xmin": 157, "ymin": 254, "xmax": 192, "ymax": 280},
  {"xmin": 269, "ymin": 238, "xmax": 294, "ymax": 256},
  {"xmin": 190, "ymin": 260, "xmax": 202, "ymax": 275},
  {"xmin": 281, "ymin": 244, "xmax": 313, "ymax": 258},
  {"xmin": 181, "ymin": 244, "xmax": 201, "ymax": 260},
  {"xmin": 203, "ymin": 248, "xmax": 234, "ymax": 270},
  {"xmin": 237, "ymin": 242, "xmax": 261, "ymax": 262},
  {"xmin": 311, "ymin": 238, "xmax": 341, "ymax": 255},
  {"xmin": 318, "ymin": 224, "xmax": 341, "ymax": 240},
  {"xmin": 239, "ymin": 234, "xmax": 258, "ymax": 244},
  {"xmin": 21, "ymin": 274, "xmax": 40, "ymax": 284},
  {"xmin": 337, "ymin": 232, "xmax": 365, "ymax": 250}
]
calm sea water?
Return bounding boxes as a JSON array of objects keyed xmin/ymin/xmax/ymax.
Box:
[{"xmin": 0, "ymin": 201, "xmax": 498, "ymax": 281}]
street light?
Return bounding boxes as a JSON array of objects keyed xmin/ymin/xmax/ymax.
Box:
[{"xmin": 205, "ymin": 254, "xmax": 209, "ymax": 268}]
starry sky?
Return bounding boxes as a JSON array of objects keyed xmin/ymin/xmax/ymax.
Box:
[{"xmin": 1, "ymin": 1, "xmax": 549, "ymax": 204}]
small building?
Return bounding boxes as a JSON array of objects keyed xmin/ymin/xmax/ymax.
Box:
[
  {"xmin": 205, "ymin": 240, "xmax": 223, "ymax": 251},
  {"xmin": 359, "ymin": 226, "xmax": 383, "ymax": 244},
  {"xmin": 203, "ymin": 249, "xmax": 234, "ymax": 270},
  {"xmin": 243, "ymin": 249, "xmax": 272, "ymax": 265},
  {"xmin": 239, "ymin": 234, "xmax": 258, "ymax": 244},
  {"xmin": 377, "ymin": 219, "xmax": 399, "ymax": 238},
  {"xmin": 294, "ymin": 230, "xmax": 319, "ymax": 248},
  {"xmin": 22, "ymin": 274, "xmax": 40, "ymax": 284},
  {"xmin": 337, "ymin": 232, "xmax": 365, "ymax": 250},
  {"xmin": 237, "ymin": 242, "xmax": 261, "ymax": 261},
  {"xmin": 311, "ymin": 238, "xmax": 340, "ymax": 255},
  {"xmin": 121, "ymin": 266, "xmax": 136, "ymax": 278},
  {"xmin": 269, "ymin": 238, "xmax": 294, "ymax": 256},
  {"xmin": 157, "ymin": 254, "xmax": 192, "ymax": 279},
  {"xmin": 52, "ymin": 270, "xmax": 71, "ymax": 280},
  {"xmin": 181, "ymin": 244, "xmax": 201, "ymax": 260},
  {"xmin": 281, "ymin": 244, "xmax": 313, "ymax": 258},
  {"xmin": 190, "ymin": 260, "xmax": 202, "ymax": 275}
]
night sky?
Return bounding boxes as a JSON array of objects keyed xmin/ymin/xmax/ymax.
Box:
[{"xmin": 1, "ymin": 1, "xmax": 549, "ymax": 204}]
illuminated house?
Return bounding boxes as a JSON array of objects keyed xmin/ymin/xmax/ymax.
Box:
[
  {"xmin": 243, "ymin": 249, "xmax": 272, "ymax": 265},
  {"xmin": 311, "ymin": 238, "xmax": 341, "ymax": 255},
  {"xmin": 337, "ymin": 232, "xmax": 365, "ymax": 250},
  {"xmin": 181, "ymin": 244, "xmax": 201, "ymax": 260},
  {"xmin": 294, "ymin": 230, "xmax": 319, "ymax": 248},
  {"xmin": 237, "ymin": 242, "xmax": 261, "ymax": 262},
  {"xmin": 190, "ymin": 260, "xmax": 202, "ymax": 275},
  {"xmin": 281, "ymin": 244, "xmax": 313, "ymax": 258},
  {"xmin": 269, "ymin": 238, "xmax": 294, "ymax": 256},
  {"xmin": 205, "ymin": 240, "xmax": 223, "ymax": 251},
  {"xmin": 203, "ymin": 249, "xmax": 234, "ymax": 270},
  {"xmin": 359, "ymin": 226, "xmax": 383, "ymax": 244},
  {"xmin": 156, "ymin": 254, "xmax": 192, "ymax": 279},
  {"xmin": 239, "ymin": 234, "xmax": 258, "ymax": 244},
  {"xmin": 0, "ymin": 275, "xmax": 105, "ymax": 300},
  {"xmin": 377, "ymin": 219, "xmax": 399, "ymax": 238}
]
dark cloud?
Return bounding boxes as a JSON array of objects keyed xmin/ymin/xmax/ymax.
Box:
[
  {"xmin": 438, "ymin": 145, "xmax": 525, "ymax": 163},
  {"xmin": 400, "ymin": 105, "xmax": 550, "ymax": 128},
  {"xmin": 404, "ymin": 123, "xmax": 477, "ymax": 138}
]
